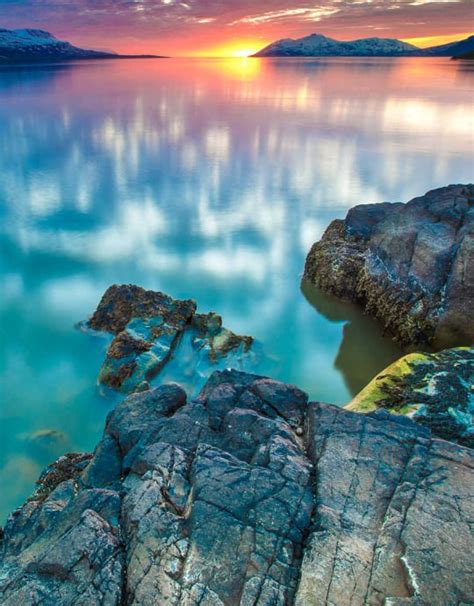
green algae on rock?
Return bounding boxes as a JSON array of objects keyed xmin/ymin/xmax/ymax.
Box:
[
  {"xmin": 303, "ymin": 184, "xmax": 474, "ymax": 348},
  {"xmin": 85, "ymin": 284, "xmax": 254, "ymax": 393},
  {"xmin": 346, "ymin": 347, "xmax": 474, "ymax": 447}
]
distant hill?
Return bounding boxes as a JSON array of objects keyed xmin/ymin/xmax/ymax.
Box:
[
  {"xmin": 253, "ymin": 34, "xmax": 418, "ymax": 57},
  {"xmin": 453, "ymin": 49, "xmax": 474, "ymax": 60},
  {"xmin": 253, "ymin": 33, "xmax": 474, "ymax": 58},
  {"xmin": 416, "ymin": 35, "xmax": 474, "ymax": 57},
  {"xmin": 0, "ymin": 28, "xmax": 165, "ymax": 64}
]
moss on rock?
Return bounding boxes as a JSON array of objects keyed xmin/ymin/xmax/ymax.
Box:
[{"xmin": 347, "ymin": 347, "xmax": 474, "ymax": 447}]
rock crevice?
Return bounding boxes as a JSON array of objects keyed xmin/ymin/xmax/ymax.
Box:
[{"xmin": 1, "ymin": 370, "xmax": 473, "ymax": 605}]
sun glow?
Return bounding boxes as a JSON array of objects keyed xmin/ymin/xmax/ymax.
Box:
[
  {"xmin": 230, "ymin": 47, "xmax": 259, "ymax": 58},
  {"xmin": 191, "ymin": 40, "xmax": 268, "ymax": 58},
  {"xmin": 402, "ymin": 32, "xmax": 473, "ymax": 48},
  {"xmin": 202, "ymin": 56, "xmax": 262, "ymax": 79}
]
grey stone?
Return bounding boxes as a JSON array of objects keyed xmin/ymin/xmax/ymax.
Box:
[
  {"xmin": 83, "ymin": 284, "xmax": 254, "ymax": 393},
  {"xmin": 1, "ymin": 371, "xmax": 472, "ymax": 605},
  {"xmin": 296, "ymin": 403, "xmax": 474, "ymax": 606},
  {"xmin": 303, "ymin": 184, "xmax": 474, "ymax": 348},
  {"xmin": 347, "ymin": 346, "xmax": 474, "ymax": 448}
]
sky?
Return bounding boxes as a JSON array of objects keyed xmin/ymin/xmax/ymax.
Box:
[{"xmin": 1, "ymin": 0, "xmax": 472, "ymax": 56}]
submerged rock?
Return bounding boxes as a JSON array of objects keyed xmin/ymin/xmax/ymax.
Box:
[
  {"xmin": 1, "ymin": 370, "xmax": 473, "ymax": 605},
  {"xmin": 347, "ymin": 346, "xmax": 474, "ymax": 447},
  {"xmin": 85, "ymin": 284, "xmax": 254, "ymax": 393},
  {"xmin": 303, "ymin": 184, "xmax": 474, "ymax": 348},
  {"xmin": 21, "ymin": 428, "xmax": 67, "ymax": 447}
]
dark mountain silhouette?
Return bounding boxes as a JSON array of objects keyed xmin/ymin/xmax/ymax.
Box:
[
  {"xmin": 0, "ymin": 28, "xmax": 165, "ymax": 64},
  {"xmin": 253, "ymin": 33, "xmax": 474, "ymax": 58}
]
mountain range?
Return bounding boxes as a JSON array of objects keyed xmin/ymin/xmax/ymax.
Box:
[
  {"xmin": 253, "ymin": 33, "xmax": 474, "ymax": 58},
  {"xmin": 0, "ymin": 28, "xmax": 472, "ymax": 63},
  {"xmin": 0, "ymin": 28, "xmax": 164, "ymax": 64}
]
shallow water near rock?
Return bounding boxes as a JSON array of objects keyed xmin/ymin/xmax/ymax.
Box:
[{"xmin": 0, "ymin": 57, "xmax": 473, "ymax": 521}]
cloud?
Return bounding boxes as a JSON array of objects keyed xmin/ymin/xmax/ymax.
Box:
[
  {"xmin": 0, "ymin": 0, "xmax": 470, "ymax": 55},
  {"xmin": 230, "ymin": 7, "xmax": 340, "ymax": 26}
]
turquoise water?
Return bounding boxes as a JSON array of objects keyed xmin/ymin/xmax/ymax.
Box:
[{"xmin": 0, "ymin": 57, "xmax": 473, "ymax": 521}]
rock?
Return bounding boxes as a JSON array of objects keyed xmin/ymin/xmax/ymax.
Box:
[
  {"xmin": 21, "ymin": 428, "xmax": 67, "ymax": 449},
  {"xmin": 303, "ymin": 184, "xmax": 474, "ymax": 348},
  {"xmin": 85, "ymin": 285, "xmax": 253, "ymax": 393},
  {"xmin": 0, "ymin": 372, "xmax": 312, "ymax": 605},
  {"xmin": 31, "ymin": 452, "xmax": 93, "ymax": 503},
  {"xmin": 346, "ymin": 346, "xmax": 474, "ymax": 447},
  {"xmin": 296, "ymin": 403, "xmax": 474, "ymax": 606},
  {"xmin": 1, "ymin": 370, "xmax": 473, "ymax": 605},
  {"xmin": 24, "ymin": 429, "xmax": 66, "ymax": 443},
  {"xmin": 191, "ymin": 312, "xmax": 253, "ymax": 362},
  {"xmin": 19, "ymin": 429, "xmax": 70, "ymax": 461}
]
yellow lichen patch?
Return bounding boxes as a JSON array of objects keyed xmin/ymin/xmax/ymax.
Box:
[{"xmin": 345, "ymin": 352, "xmax": 429, "ymax": 414}]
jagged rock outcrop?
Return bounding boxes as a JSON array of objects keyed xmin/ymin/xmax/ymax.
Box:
[
  {"xmin": 346, "ymin": 346, "xmax": 474, "ymax": 448},
  {"xmin": 84, "ymin": 284, "xmax": 253, "ymax": 393},
  {"xmin": 303, "ymin": 184, "xmax": 474, "ymax": 348},
  {"xmin": 1, "ymin": 370, "xmax": 473, "ymax": 605}
]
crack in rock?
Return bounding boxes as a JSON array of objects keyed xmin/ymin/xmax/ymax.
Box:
[{"xmin": 1, "ymin": 370, "xmax": 473, "ymax": 605}]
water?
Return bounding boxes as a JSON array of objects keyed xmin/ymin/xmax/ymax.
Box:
[{"xmin": 0, "ymin": 57, "xmax": 473, "ymax": 521}]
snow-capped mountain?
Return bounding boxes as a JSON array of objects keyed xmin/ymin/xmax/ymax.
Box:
[
  {"xmin": 0, "ymin": 28, "xmax": 117, "ymax": 62},
  {"xmin": 253, "ymin": 34, "xmax": 418, "ymax": 57}
]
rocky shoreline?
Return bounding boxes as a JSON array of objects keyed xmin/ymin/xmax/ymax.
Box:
[
  {"xmin": 1, "ymin": 369, "xmax": 473, "ymax": 605},
  {"xmin": 303, "ymin": 184, "xmax": 474, "ymax": 348},
  {"xmin": 1, "ymin": 183, "xmax": 473, "ymax": 605}
]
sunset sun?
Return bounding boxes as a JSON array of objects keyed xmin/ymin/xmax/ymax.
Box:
[
  {"xmin": 229, "ymin": 46, "xmax": 260, "ymax": 57},
  {"xmin": 192, "ymin": 40, "xmax": 269, "ymax": 58}
]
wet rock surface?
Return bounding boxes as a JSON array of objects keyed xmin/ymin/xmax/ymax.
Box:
[
  {"xmin": 1, "ymin": 370, "xmax": 473, "ymax": 605},
  {"xmin": 297, "ymin": 403, "xmax": 474, "ymax": 606},
  {"xmin": 303, "ymin": 184, "xmax": 474, "ymax": 348},
  {"xmin": 85, "ymin": 284, "xmax": 254, "ymax": 393},
  {"xmin": 347, "ymin": 346, "xmax": 474, "ymax": 448}
]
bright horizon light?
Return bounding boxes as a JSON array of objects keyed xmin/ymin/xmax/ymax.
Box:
[
  {"xmin": 188, "ymin": 40, "xmax": 269, "ymax": 58},
  {"xmin": 231, "ymin": 48, "xmax": 259, "ymax": 57},
  {"xmin": 402, "ymin": 32, "xmax": 473, "ymax": 48},
  {"xmin": 167, "ymin": 32, "xmax": 471, "ymax": 57}
]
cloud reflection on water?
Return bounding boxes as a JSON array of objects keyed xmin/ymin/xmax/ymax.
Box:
[{"xmin": 0, "ymin": 56, "xmax": 473, "ymax": 520}]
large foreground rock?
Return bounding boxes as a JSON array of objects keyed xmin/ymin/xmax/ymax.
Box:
[
  {"xmin": 347, "ymin": 346, "xmax": 474, "ymax": 448},
  {"xmin": 303, "ymin": 184, "xmax": 474, "ymax": 348},
  {"xmin": 1, "ymin": 371, "xmax": 473, "ymax": 605},
  {"xmin": 84, "ymin": 284, "xmax": 253, "ymax": 393}
]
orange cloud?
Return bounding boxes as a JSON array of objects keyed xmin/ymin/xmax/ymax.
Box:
[{"xmin": 1, "ymin": 0, "xmax": 472, "ymax": 56}]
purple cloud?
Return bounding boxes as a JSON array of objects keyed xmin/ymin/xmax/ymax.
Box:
[{"xmin": 1, "ymin": 0, "xmax": 471, "ymax": 55}]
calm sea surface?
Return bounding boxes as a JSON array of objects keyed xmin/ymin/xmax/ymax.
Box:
[{"xmin": 0, "ymin": 57, "xmax": 473, "ymax": 520}]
